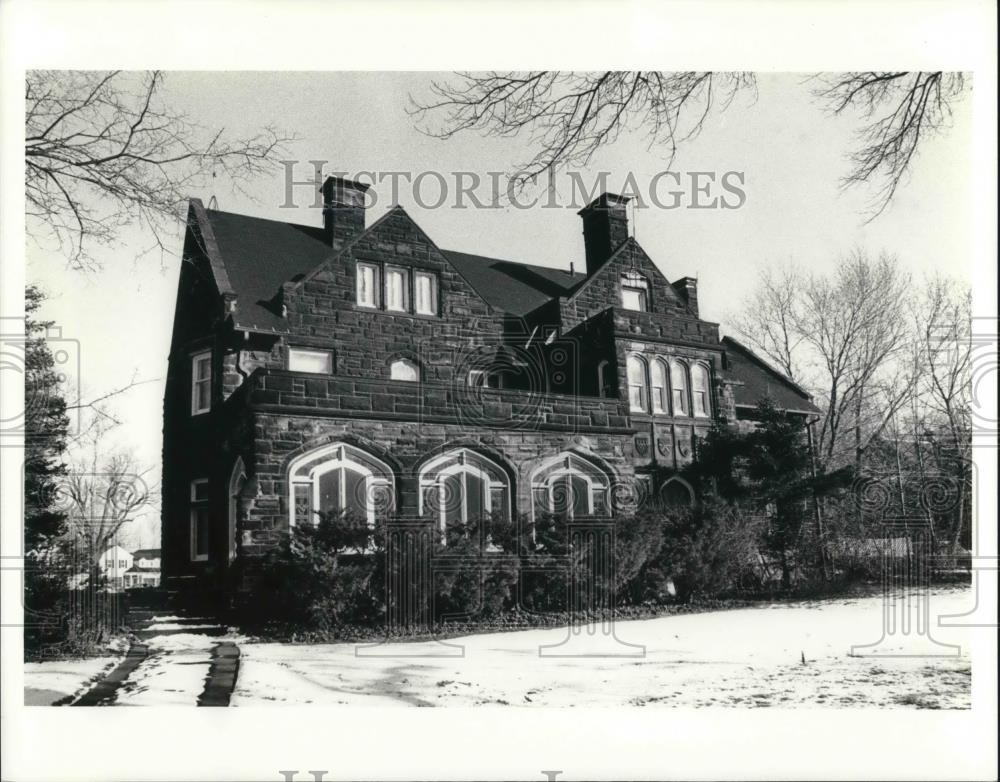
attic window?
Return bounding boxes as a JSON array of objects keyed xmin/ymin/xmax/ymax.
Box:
[
  {"xmin": 414, "ymin": 271, "xmax": 439, "ymax": 316},
  {"xmin": 621, "ymin": 272, "xmax": 648, "ymax": 312},
  {"xmin": 357, "ymin": 262, "xmax": 379, "ymax": 308}
]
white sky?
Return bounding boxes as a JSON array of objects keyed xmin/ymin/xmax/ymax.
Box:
[{"xmin": 27, "ymin": 71, "xmax": 975, "ymax": 547}]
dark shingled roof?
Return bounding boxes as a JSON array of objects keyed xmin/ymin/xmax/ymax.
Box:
[
  {"xmin": 200, "ymin": 205, "xmax": 588, "ymax": 324},
  {"xmin": 205, "ymin": 209, "xmax": 332, "ymax": 333},
  {"xmin": 131, "ymin": 548, "xmax": 161, "ymax": 559},
  {"xmin": 722, "ymin": 337, "xmax": 820, "ymax": 415},
  {"xmin": 441, "ymin": 250, "xmax": 586, "ymax": 316}
]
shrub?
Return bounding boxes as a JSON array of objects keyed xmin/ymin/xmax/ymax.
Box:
[
  {"xmin": 248, "ymin": 511, "xmax": 382, "ymax": 632},
  {"xmin": 653, "ymin": 499, "xmax": 763, "ymax": 603}
]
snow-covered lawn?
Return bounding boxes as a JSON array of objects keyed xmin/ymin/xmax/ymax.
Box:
[
  {"xmin": 232, "ymin": 587, "xmax": 973, "ymax": 708},
  {"xmin": 24, "ymin": 652, "xmax": 124, "ymax": 706}
]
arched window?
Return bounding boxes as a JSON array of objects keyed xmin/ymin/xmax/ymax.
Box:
[
  {"xmin": 288, "ymin": 443, "xmax": 395, "ymax": 527},
  {"xmin": 691, "ymin": 363, "xmax": 711, "ymax": 417},
  {"xmin": 650, "ymin": 359, "xmax": 668, "ymax": 414},
  {"xmin": 627, "ymin": 354, "xmax": 647, "ymax": 412},
  {"xmin": 390, "ymin": 358, "xmax": 419, "ymax": 381},
  {"xmin": 661, "ymin": 476, "xmax": 695, "ymax": 507},
  {"xmin": 531, "ymin": 452, "xmax": 612, "ymax": 519},
  {"xmin": 419, "ymin": 449, "xmax": 510, "ymax": 529},
  {"xmin": 670, "ymin": 360, "xmax": 689, "ymax": 416}
]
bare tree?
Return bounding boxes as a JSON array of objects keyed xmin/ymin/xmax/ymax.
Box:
[
  {"xmin": 912, "ymin": 274, "xmax": 972, "ymax": 553},
  {"xmin": 411, "ymin": 71, "xmax": 968, "ymax": 214},
  {"xmin": 25, "ymin": 70, "xmax": 294, "ymax": 270},
  {"xmin": 410, "ymin": 71, "xmax": 757, "ymax": 188},
  {"xmin": 729, "ymin": 265, "xmax": 804, "ymax": 380},
  {"xmin": 813, "ymin": 72, "xmax": 968, "ymax": 219},
  {"xmin": 733, "ymin": 250, "xmax": 915, "ymax": 471},
  {"xmin": 60, "ymin": 412, "xmax": 153, "ymax": 573}
]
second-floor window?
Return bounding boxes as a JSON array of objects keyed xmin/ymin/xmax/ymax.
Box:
[
  {"xmin": 650, "ymin": 359, "xmax": 668, "ymax": 414},
  {"xmin": 621, "ymin": 272, "xmax": 649, "ymax": 312},
  {"xmin": 626, "ymin": 355, "xmax": 712, "ymax": 418},
  {"xmin": 691, "ymin": 362, "xmax": 711, "ymax": 417},
  {"xmin": 627, "ymin": 355, "xmax": 647, "ymax": 412},
  {"xmin": 191, "ymin": 351, "xmax": 211, "ymax": 415},
  {"xmin": 670, "ymin": 360, "xmax": 689, "ymax": 416},
  {"xmin": 288, "ymin": 347, "xmax": 333, "ymax": 374}
]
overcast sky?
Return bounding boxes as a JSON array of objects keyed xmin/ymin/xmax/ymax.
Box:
[{"xmin": 27, "ymin": 71, "xmax": 974, "ymax": 547}]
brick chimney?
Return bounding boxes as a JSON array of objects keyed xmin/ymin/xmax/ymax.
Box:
[
  {"xmin": 578, "ymin": 193, "xmax": 630, "ymax": 276},
  {"xmin": 321, "ymin": 176, "xmax": 370, "ymax": 248},
  {"xmin": 672, "ymin": 276, "xmax": 698, "ymax": 317}
]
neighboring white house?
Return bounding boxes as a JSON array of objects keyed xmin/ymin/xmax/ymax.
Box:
[
  {"xmin": 97, "ymin": 545, "xmax": 134, "ymax": 590},
  {"xmin": 124, "ymin": 548, "xmax": 161, "ymax": 589}
]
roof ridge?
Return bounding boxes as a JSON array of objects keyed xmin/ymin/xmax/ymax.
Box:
[
  {"xmin": 442, "ymin": 248, "xmax": 583, "ymax": 277},
  {"xmin": 206, "ymin": 207, "xmax": 321, "ymax": 232}
]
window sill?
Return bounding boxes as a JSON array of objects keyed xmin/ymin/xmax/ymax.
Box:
[{"xmin": 353, "ymin": 305, "xmax": 440, "ymax": 321}]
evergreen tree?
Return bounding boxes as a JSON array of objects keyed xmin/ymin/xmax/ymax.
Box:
[
  {"xmin": 688, "ymin": 399, "xmax": 852, "ymax": 587},
  {"xmin": 23, "ymin": 286, "xmax": 71, "ymax": 656}
]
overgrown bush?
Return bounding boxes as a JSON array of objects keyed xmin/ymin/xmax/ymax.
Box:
[{"xmin": 653, "ymin": 499, "xmax": 763, "ymax": 603}]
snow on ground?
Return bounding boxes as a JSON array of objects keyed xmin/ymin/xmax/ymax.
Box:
[
  {"xmin": 232, "ymin": 587, "xmax": 973, "ymax": 708},
  {"xmin": 115, "ymin": 632, "xmax": 223, "ymax": 706},
  {"xmin": 24, "ymin": 654, "xmax": 122, "ymax": 706}
]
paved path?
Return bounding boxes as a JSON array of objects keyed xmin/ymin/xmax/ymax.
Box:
[{"xmin": 70, "ymin": 609, "xmax": 242, "ymax": 707}]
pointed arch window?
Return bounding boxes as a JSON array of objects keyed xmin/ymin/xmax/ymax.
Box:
[
  {"xmin": 661, "ymin": 476, "xmax": 695, "ymax": 507},
  {"xmin": 691, "ymin": 363, "xmax": 711, "ymax": 417},
  {"xmin": 288, "ymin": 443, "xmax": 395, "ymax": 527},
  {"xmin": 626, "ymin": 354, "xmax": 648, "ymax": 412},
  {"xmin": 670, "ymin": 360, "xmax": 689, "ymax": 416},
  {"xmin": 531, "ymin": 453, "xmax": 612, "ymax": 519},
  {"xmin": 418, "ymin": 449, "xmax": 510, "ymax": 529}
]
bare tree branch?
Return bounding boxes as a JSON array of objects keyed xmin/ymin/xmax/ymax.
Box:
[
  {"xmin": 409, "ymin": 71, "xmax": 757, "ymax": 188},
  {"xmin": 813, "ymin": 72, "xmax": 968, "ymax": 220},
  {"xmin": 25, "ymin": 70, "xmax": 296, "ymax": 271}
]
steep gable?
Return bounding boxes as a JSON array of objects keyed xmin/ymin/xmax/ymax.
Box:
[{"xmin": 561, "ymin": 238, "xmax": 697, "ymax": 329}]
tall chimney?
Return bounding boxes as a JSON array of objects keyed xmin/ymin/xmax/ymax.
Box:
[
  {"xmin": 578, "ymin": 193, "xmax": 630, "ymax": 276},
  {"xmin": 672, "ymin": 277, "xmax": 699, "ymax": 317},
  {"xmin": 320, "ymin": 176, "xmax": 370, "ymax": 248}
]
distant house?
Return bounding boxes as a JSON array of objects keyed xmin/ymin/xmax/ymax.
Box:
[
  {"xmin": 97, "ymin": 545, "xmax": 134, "ymax": 590},
  {"xmin": 124, "ymin": 548, "xmax": 162, "ymax": 589}
]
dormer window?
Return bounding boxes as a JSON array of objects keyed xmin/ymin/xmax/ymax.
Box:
[{"xmin": 621, "ymin": 271, "xmax": 649, "ymax": 311}]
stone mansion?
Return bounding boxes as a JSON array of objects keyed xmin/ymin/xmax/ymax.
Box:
[{"xmin": 161, "ymin": 176, "xmax": 818, "ymax": 592}]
